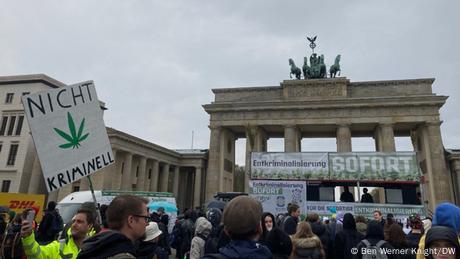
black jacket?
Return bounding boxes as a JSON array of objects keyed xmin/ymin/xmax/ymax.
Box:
[
  {"xmin": 283, "ymin": 216, "xmax": 298, "ymax": 235},
  {"xmin": 310, "ymin": 222, "xmax": 330, "ymax": 256},
  {"xmin": 334, "ymin": 213, "xmax": 364, "ymax": 259},
  {"xmin": 77, "ymin": 230, "xmax": 137, "ymax": 259}
]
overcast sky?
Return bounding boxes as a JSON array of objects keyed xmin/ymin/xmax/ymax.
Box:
[{"xmin": 1, "ymin": 1, "xmax": 459, "ymax": 165}]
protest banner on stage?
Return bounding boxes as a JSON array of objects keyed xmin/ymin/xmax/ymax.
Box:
[
  {"xmin": 251, "ymin": 152, "xmax": 328, "ymax": 180},
  {"xmin": 329, "ymin": 152, "xmax": 419, "ymax": 182},
  {"xmin": 249, "ymin": 180, "xmax": 306, "ymax": 215},
  {"xmin": 304, "ymin": 201, "xmax": 425, "ymax": 222}
]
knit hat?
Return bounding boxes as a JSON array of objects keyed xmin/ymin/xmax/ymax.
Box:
[
  {"xmin": 432, "ymin": 203, "xmax": 460, "ymax": 234},
  {"xmin": 223, "ymin": 196, "xmax": 262, "ymax": 235},
  {"xmin": 425, "ymin": 226, "xmax": 460, "ymax": 252}
]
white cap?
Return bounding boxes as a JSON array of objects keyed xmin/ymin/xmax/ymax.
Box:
[{"xmin": 143, "ymin": 222, "xmax": 162, "ymax": 242}]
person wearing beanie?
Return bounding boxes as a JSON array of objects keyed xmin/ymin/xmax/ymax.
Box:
[
  {"xmin": 416, "ymin": 203, "xmax": 460, "ymax": 259},
  {"xmin": 424, "ymin": 226, "xmax": 460, "ymax": 259},
  {"xmin": 202, "ymin": 196, "xmax": 272, "ymax": 259},
  {"xmin": 432, "ymin": 203, "xmax": 460, "ymax": 234},
  {"xmin": 407, "ymin": 213, "xmax": 424, "ymax": 250},
  {"xmin": 383, "ymin": 213, "xmax": 395, "ymax": 241}
]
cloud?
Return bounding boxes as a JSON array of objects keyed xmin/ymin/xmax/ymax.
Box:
[{"xmin": 1, "ymin": 0, "xmax": 459, "ymax": 166}]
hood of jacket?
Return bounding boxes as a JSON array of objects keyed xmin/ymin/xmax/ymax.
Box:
[
  {"xmin": 432, "ymin": 203, "xmax": 460, "ymax": 234},
  {"xmin": 219, "ymin": 239, "xmax": 272, "ymax": 259},
  {"xmin": 292, "ymin": 236, "xmax": 321, "ymax": 249},
  {"xmin": 342, "ymin": 213, "xmax": 357, "ymax": 230},
  {"xmin": 195, "ymin": 217, "xmax": 212, "ymax": 237},
  {"xmin": 77, "ymin": 230, "xmax": 136, "ymax": 259}
]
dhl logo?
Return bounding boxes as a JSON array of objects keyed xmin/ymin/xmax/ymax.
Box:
[{"xmin": 9, "ymin": 200, "xmax": 35, "ymax": 209}]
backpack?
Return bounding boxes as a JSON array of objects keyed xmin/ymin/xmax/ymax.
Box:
[
  {"xmin": 204, "ymin": 226, "xmax": 221, "ymax": 254},
  {"xmin": 276, "ymin": 214, "xmax": 287, "ymax": 228},
  {"xmin": 170, "ymin": 222, "xmax": 183, "ymax": 250},
  {"xmin": 278, "ymin": 215, "xmax": 291, "ymax": 231},
  {"xmin": 1, "ymin": 223, "xmax": 24, "ymax": 259},
  {"xmin": 360, "ymin": 239, "xmax": 388, "ymax": 259},
  {"xmin": 180, "ymin": 220, "xmax": 195, "ymax": 252}
]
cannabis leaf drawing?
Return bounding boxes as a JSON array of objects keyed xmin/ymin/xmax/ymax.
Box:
[{"xmin": 53, "ymin": 112, "xmax": 89, "ymax": 149}]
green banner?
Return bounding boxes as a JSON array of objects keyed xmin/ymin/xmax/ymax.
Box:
[{"xmin": 329, "ymin": 152, "xmax": 419, "ymax": 182}]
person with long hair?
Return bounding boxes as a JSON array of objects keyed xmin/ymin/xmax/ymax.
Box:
[
  {"xmin": 290, "ymin": 221, "xmax": 325, "ymax": 259},
  {"xmin": 388, "ymin": 224, "xmax": 411, "ymax": 259},
  {"xmin": 260, "ymin": 212, "xmax": 275, "ymax": 245}
]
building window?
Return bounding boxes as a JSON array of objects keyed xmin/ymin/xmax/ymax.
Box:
[
  {"xmin": 6, "ymin": 116, "xmax": 16, "ymax": 136},
  {"xmin": 15, "ymin": 116, "xmax": 24, "ymax": 136},
  {"xmin": 5, "ymin": 93, "xmax": 14, "ymax": 104},
  {"xmin": 1, "ymin": 180, "xmax": 11, "ymax": 192},
  {"xmin": 7, "ymin": 144, "xmax": 19, "ymax": 166},
  {"xmin": 136, "ymin": 166, "xmax": 139, "ymax": 177},
  {"xmin": 0, "ymin": 116, "xmax": 8, "ymax": 135},
  {"xmin": 73, "ymin": 186, "xmax": 80, "ymax": 192},
  {"xmin": 121, "ymin": 162, "xmax": 124, "ymax": 174},
  {"xmin": 148, "ymin": 169, "xmax": 152, "ymax": 179}
]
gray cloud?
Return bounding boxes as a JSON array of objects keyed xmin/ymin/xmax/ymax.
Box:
[{"xmin": 1, "ymin": 0, "xmax": 459, "ymax": 165}]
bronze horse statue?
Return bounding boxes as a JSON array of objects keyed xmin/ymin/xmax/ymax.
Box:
[
  {"xmin": 329, "ymin": 54, "xmax": 341, "ymax": 78},
  {"xmin": 289, "ymin": 58, "xmax": 301, "ymax": 79}
]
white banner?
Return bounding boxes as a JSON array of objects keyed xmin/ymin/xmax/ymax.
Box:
[
  {"xmin": 22, "ymin": 81, "xmax": 114, "ymax": 192},
  {"xmin": 304, "ymin": 201, "xmax": 425, "ymax": 222},
  {"xmin": 249, "ymin": 180, "xmax": 306, "ymax": 215},
  {"xmin": 251, "ymin": 152, "xmax": 328, "ymax": 180}
]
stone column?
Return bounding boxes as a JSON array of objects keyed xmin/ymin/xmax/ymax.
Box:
[
  {"xmin": 425, "ymin": 121, "xmax": 453, "ymax": 202},
  {"xmin": 452, "ymin": 160, "xmax": 460, "ymax": 205},
  {"xmin": 102, "ymin": 149, "xmax": 117, "ymax": 189},
  {"xmin": 336, "ymin": 124, "xmax": 352, "ymax": 152},
  {"xmin": 136, "ymin": 157, "xmax": 147, "ymax": 191},
  {"xmin": 374, "ymin": 123, "xmax": 396, "ymax": 203},
  {"xmin": 121, "ymin": 152, "xmax": 133, "ymax": 191},
  {"xmin": 206, "ymin": 125, "xmax": 222, "ymax": 200},
  {"xmin": 375, "ymin": 123, "xmax": 396, "ymax": 152},
  {"xmin": 28, "ymin": 156, "xmax": 42, "ymax": 194},
  {"xmin": 173, "ymin": 166, "xmax": 180, "ymax": 196},
  {"xmin": 245, "ymin": 126, "xmax": 268, "ymax": 193},
  {"xmin": 194, "ymin": 167, "xmax": 202, "ymax": 208},
  {"xmin": 80, "ymin": 177, "xmax": 90, "ymax": 191},
  {"xmin": 284, "ymin": 125, "xmax": 301, "ymax": 152},
  {"xmin": 159, "ymin": 164, "xmax": 170, "ymax": 192},
  {"xmin": 150, "ymin": 160, "xmax": 160, "ymax": 191}
]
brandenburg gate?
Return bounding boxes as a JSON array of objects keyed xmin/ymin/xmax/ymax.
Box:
[{"xmin": 203, "ymin": 77, "xmax": 457, "ymax": 211}]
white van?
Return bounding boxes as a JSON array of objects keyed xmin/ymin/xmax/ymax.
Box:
[{"xmin": 57, "ymin": 190, "xmax": 177, "ymax": 232}]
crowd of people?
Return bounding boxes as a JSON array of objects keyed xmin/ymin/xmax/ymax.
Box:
[{"xmin": 0, "ymin": 195, "xmax": 459, "ymax": 259}]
